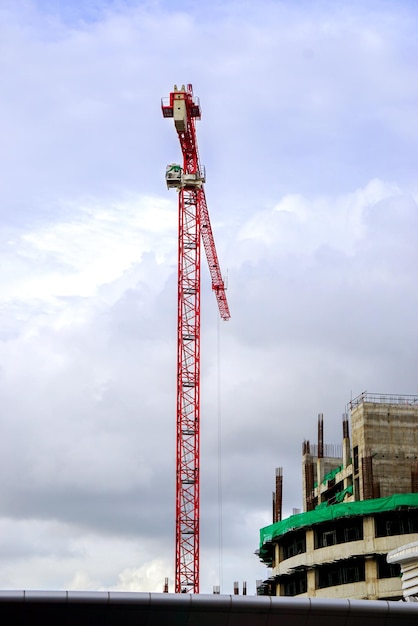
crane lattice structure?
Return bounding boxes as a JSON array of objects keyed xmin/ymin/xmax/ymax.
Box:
[{"xmin": 162, "ymin": 84, "xmax": 230, "ymax": 594}]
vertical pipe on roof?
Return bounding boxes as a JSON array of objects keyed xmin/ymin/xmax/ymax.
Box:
[
  {"xmin": 342, "ymin": 413, "xmax": 351, "ymax": 469},
  {"xmin": 275, "ymin": 467, "xmax": 283, "ymax": 523},
  {"xmin": 318, "ymin": 414, "xmax": 324, "ymax": 459},
  {"xmin": 303, "ymin": 441, "xmax": 315, "ymax": 512},
  {"xmin": 317, "ymin": 414, "xmax": 324, "ymax": 488}
]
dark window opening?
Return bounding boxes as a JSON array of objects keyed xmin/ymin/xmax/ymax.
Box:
[
  {"xmin": 281, "ymin": 531, "xmax": 306, "ymax": 560},
  {"xmin": 377, "ymin": 554, "xmax": 401, "ymax": 579},
  {"xmin": 315, "ymin": 518, "xmax": 363, "ymax": 549},
  {"xmin": 283, "ymin": 571, "xmax": 307, "ymax": 596},
  {"xmin": 322, "ymin": 530, "xmax": 336, "ymax": 547},
  {"xmin": 323, "ymin": 480, "xmax": 345, "ymax": 504},
  {"xmin": 375, "ymin": 510, "xmax": 418, "ymax": 538},
  {"xmin": 317, "ymin": 558, "xmax": 365, "ymax": 589},
  {"xmin": 353, "ymin": 446, "xmax": 359, "ymax": 474}
]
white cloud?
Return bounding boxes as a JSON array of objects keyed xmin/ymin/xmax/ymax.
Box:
[
  {"xmin": 2, "ymin": 195, "xmax": 176, "ymax": 303},
  {"xmin": 112, "ymin": 560, "xmax": 172, "ymax": 593},
  {"xmin": 236, "ymin": 179, "xmax": 401, "ymax": 258}
]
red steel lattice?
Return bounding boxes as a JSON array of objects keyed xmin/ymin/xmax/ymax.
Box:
[{"xmin": 162, "ymin": 84, "xmax": 230, "ymax": 593}]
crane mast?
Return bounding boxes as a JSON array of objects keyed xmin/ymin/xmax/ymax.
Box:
[{"xmin": 162, "ymin": 84, "xmax": 230, "ymax": 593}]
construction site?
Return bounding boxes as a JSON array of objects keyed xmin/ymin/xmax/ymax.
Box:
[
  {"xmin": 2, "ymin": 81, "xmax": 418, "ymax": 622},
  {"xmin": 149, "ymin": 86, "xmax": 418, "ymax": 609},
  {"xmin": 258, "ymin": 392, "xmax": 418, "ymax": 600}
]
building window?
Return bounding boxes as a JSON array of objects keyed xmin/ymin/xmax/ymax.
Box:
[
  {"xmin": 353, "ymin": 446, "xmax": 359, "ymax": 474},
  {"xmin": 281, "ymin": 531, "xmax": 306, "ymax": 560},
  {"xmin": 315, "ymin": 518, "xmax": 363, "ymax": 549},
  {"xmin": 283, "ymin": 571, "xmax": 307, "ymax": 596},
  {"xmin": 322, "ymin": 530, "xmax": 336, "ymax": 547},
  {"xmin": 375, "ymin": 510, "xmax": 418, "ymax": 537},
  {"xmin": 344, "ymin": 525, "xmax": 361, "ymax": 542},
  {"xmin": 317, "ymin": 558, "xmax": 365, "ymax": 589},
  {"xmin": 376, "ymin": 554, "xmax": 401, "ymax": 580}
]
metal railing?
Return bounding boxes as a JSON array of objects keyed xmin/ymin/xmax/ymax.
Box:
[{"xmin": 349, "ymin": 391, "xmax": 418, "ymax": 410}]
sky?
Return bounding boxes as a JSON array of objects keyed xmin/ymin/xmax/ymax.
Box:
[{"xmin": 0, "ymin": 0, "xmax": 418, "ymax": 595}]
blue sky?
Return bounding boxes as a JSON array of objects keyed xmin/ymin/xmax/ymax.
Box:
[{"xmin": 0, "ymin": 0, "xmax": 417, "ymax": 594}]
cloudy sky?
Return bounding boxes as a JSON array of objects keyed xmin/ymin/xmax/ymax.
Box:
[{"xmin": 0, "ymin": 0, "xmax": 417, "ymax": 595}]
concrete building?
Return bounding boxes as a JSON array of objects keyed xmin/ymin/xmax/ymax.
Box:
[{"xmin": 258, "ymin": 392, "xmax": 418, "ymax": 600}]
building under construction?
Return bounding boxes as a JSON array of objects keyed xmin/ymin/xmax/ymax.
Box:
[{"xmin": 258, "ymin": 392, "xmax": 418, "ymax": 600}]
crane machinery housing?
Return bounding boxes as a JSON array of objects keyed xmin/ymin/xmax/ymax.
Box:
[{"xmin": 161, "ymin": 84, "xmax": 230, "ymax": 594}]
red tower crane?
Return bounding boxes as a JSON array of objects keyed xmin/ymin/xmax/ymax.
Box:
[{"xmin": 162, "ymin": 84, "xmax": 230, "ymax": 593}]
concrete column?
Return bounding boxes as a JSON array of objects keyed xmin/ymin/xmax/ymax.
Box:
[
  {"xmin": 343, "ymin": 437, "xmax": 351, "ymax": 469},
  {"xmin": 364, "ymin": 556, "xmax": 378, "ymax": 599},
  {"xmin": 362, "ymin": 515, "xmax": 378, "ymax": 598},
  {"xmin": 306, "ymin": 528, "xmax": 315, "ymax": 553},
  {"xmin": 305, "ymin": 529, "xmax": 316, "ymax": 596},
  {"xmin": 275, "ymin": 580, "xmax": 282, "ymax": 596},
  {"xmin": 363, "ymin": 516, "xmax": 376, "ymax": 553},
  {"xmin": 307, "ymin": 568, "xmax": 316, "ymax": 596},
  {"xmin": 275, "ymin": 543, "xmax": 280, "ymax": 567}
]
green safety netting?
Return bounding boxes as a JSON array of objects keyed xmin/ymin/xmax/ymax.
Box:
[
  {"xmin": 259, "ymin": 492, "xmax": 418, "ymax": 565},
  {"xmin": 334, "ymin": 485, "xmax": 353, "ymax": 503},
  {"xmin": 314, "ymin": 464, "xmax": 344, "ymax": 488}
]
